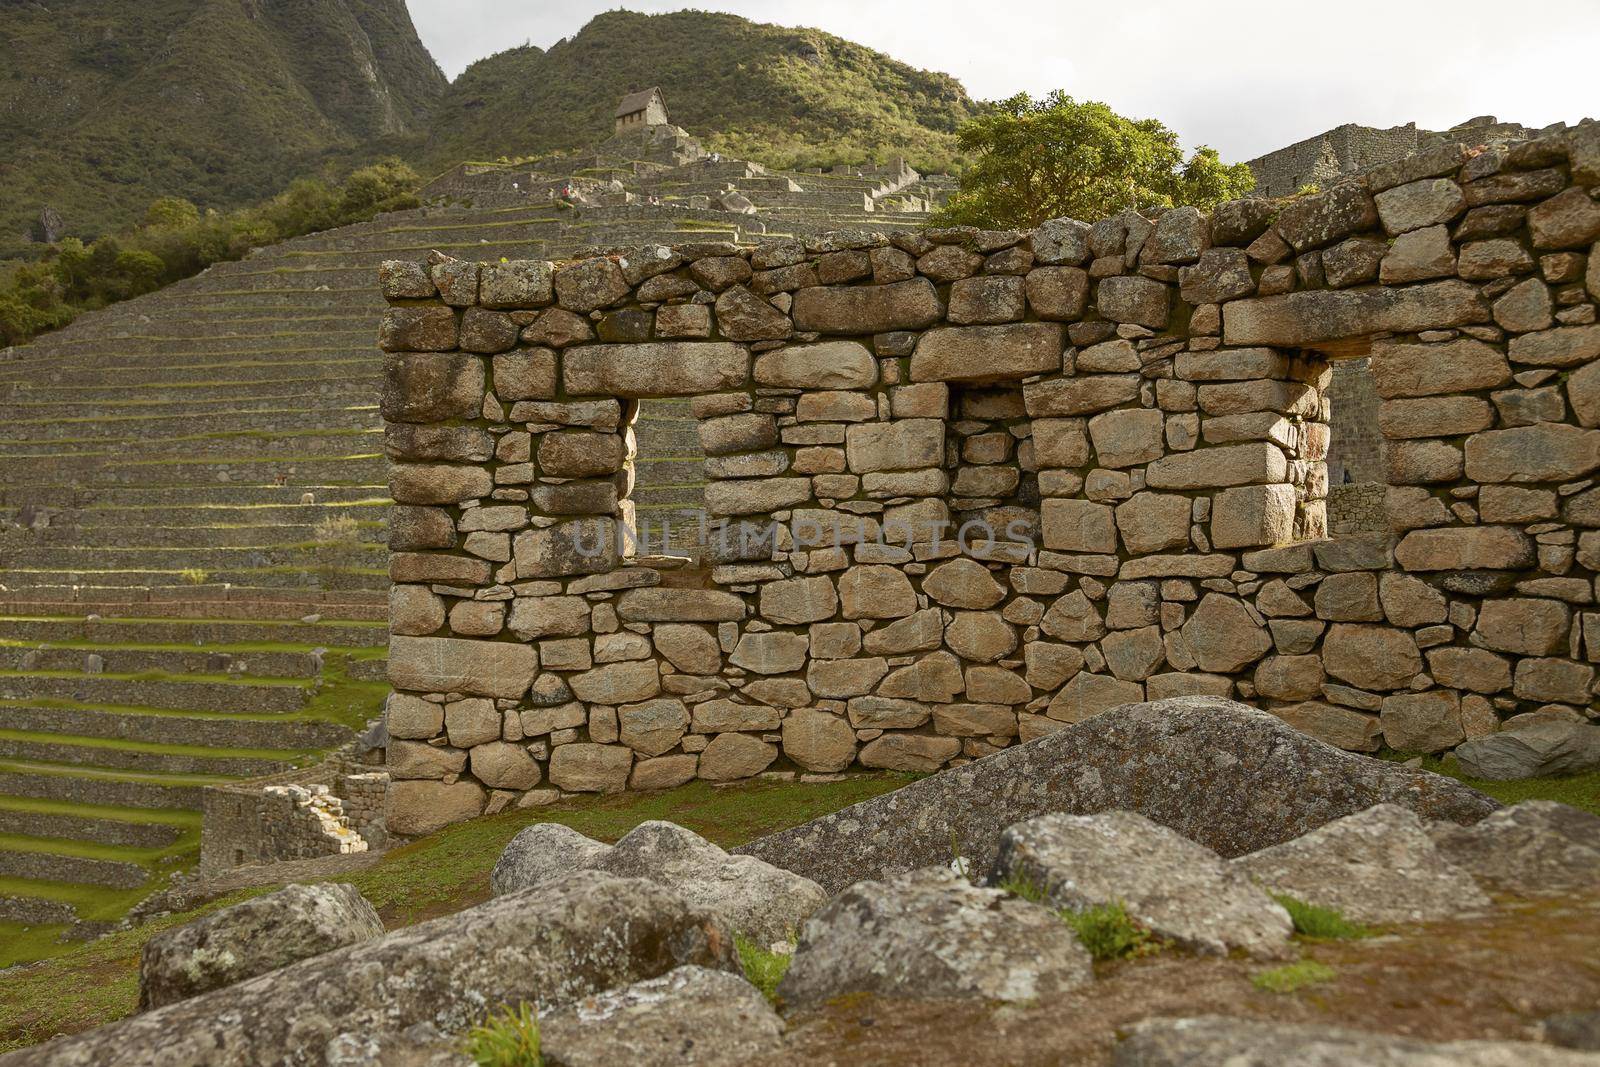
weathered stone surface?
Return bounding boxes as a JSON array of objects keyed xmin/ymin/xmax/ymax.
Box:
[
  {"xmin": 791, "ymin": 279, "xmax": 943, "ymax": 334},
  {"xmin": 752, "ymin": 341, "xmax": 876, "ymax": 389},
  {"xmin": 1376, "ymin": 177, "xmax": 1466, "ymax": 234},
  {"xmin": 1025, "ymin": 373, "xmax": 1141, "ymax": 416},
  {"xmin": 565, "ymin": 343, "xmax": 748, "ymax": 397},
  {"xmin": 513, "ymin": 518, "xmax": 621, "ymax": 578},
  {"xmin": 1115, "ymin": 1016, "xmax": 1593, "ymax": 1067},
  {"xmin": 1272, "ymin": 701, "xmax": 1381, "ymax": 752},
  {"xmin": 554, "ymin": 257, "xmax": 630, "ymax": 312},
  {"xmin": 1115, "ymin": 493, "xmax": 1192, "ymax": 554},
  {"xmin": 138, "ymin": 883, "xmax": 384, "ymax": 1011},
  {"xmin": 737, "ymin": 698, "xmax": 1497, "ymax": 893},
  {"xmin": 778, "ymin": 868, "xmax": 1091, "ymax": 1008},
  {"xmin": 385, "ymin": 779, "xmax": 485, "ymax": 837},
  {"xmin": 1097, "ymin": 275, "xmax": 1170, "ymax": 328},
  {"xmin": 470, "ymin": 741, "xmax": 542, "ymax": 789},
  {"xmin": 838, "ymin": 565, "xmax": 918, "ymax": 619},
  {"xmin": 1321, "ymin": 624, "xmax": 1422, "ymax": 692},
  {"xmin": 537, "ymin": 430, "xmax": 624, "ymax": 478},
  {"xmin": 1394, "ymin": 526, "xmax": 1535, "ymax": 570},
  {"xmin": 993, "ymin": 810, "xmax": 1291, "ymax": 956},
  {"xmin": 782, "ymin": 710, "xmax": 857, "ymax": 772},
  {"xmin": 1146, "ymin": 442, "xmax": 1288, "ymax": 489},
  {"xmin": 490, "ymin": 823, "xmax": 612, "ymax": 897},
  {"xmin": 1430, "ymin": 801, "xmax": 1600, "ymax": 893},
  {"xmin": 617, "ymin": 698, "xmax": 689, "ymax": 757},
  {"xmin": 909, "ymin": 323, "xmax": 1064, "ymax": 382},
  {"xmin": 29, "ymin": 872, "xmax": 735, "ymax": 1067},
  {"xmin": 1474, "ymin": 597, "xmax": 1571, "ymax": 656},
  {"xmin": 1223, "ymin": 280, "xmax": 1488, "ymax": 347},
  {"xmin": 480, "ymin": 260, "xmax": 554, "ymax": 308},
  {"xmin": 1529, "ymin": 187, "xmax": 1600, "ymax": 249},
  {"xmin": 1370, "ymin": 338, "xmax": 1511, "ymax": 398},
  {"xmin": 729, "ymin": 632, "xmax": 809, "ymax": 674},
  {"xmin": 1211, "ymin": 483, "xmax": 1297, "ymax": 549},
  {"xmin": 1025, "ymin": 266, "xmax": 1090, "ymax": 319},
  {"xmin": 858, "ymin": 732, "xmax": 960, "ymax": 771},
  {"xmin": 1275, "ymin": 182, "xmax": 1379, "ymax": 251},
  {"xmin": 697, "ymin": 733, "xmax": 778, "ymax": 781},
  {"xmin": 539, "ymin": 966, "xmax": 783, "ymax": 1067},
  {"xmin": 713, "ymin": 285, "xmax": 792, "ymax": 341},
  {"xmin": 1464, "ymin": 423, "xmax": 1600, "ymax": 483},
  {"xmin": 922, "ymin": 558, "xmax": 1006, "ymax": 608},
  {"xmin": 549, "ymin": 743, "xmax": 634, "ymax": 793},
  {"xmin": 1181, "ymin": 594, "xmax": 1272, "ymax": 673},
  {"xmin": 844, "ymin": 419, "xmax": 943, "ymax": 474},
  {"xmin": 618, "ymin": 588, "xmax": 746, "ymax": 622},
  {"xmin": 1454, "ymin": 717, "xmax": 1600, "ymax": 780},
  {"xmin": 493, "ymin": 822, "xmax": 823, "ymax": 947},
  {"xmin": 388, "ymin": 636, "xmax": 536, "ymax": 700},
  {"xmin": 1380, "ymin": 224, "xmax": 1456, "ymax": 283},
  {"xmin": 382, "ymin": 352, "xmax": 485, "ymax": 423},
  {"xmin": 1046, "ymin": 672, "xmax": 1144, "ymax": 722},
  {"xmin": 1033, "ymin": 218, "xmax": 1092, "ymax": 264},
  {"xmin": 378, "ymin": 306, "xmax": 458, "ymax": 353}
]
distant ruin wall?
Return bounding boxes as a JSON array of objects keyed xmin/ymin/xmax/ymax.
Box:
[{"xmin": 378, "ymin": 126, "xmax": 1600, "ymax": 835}]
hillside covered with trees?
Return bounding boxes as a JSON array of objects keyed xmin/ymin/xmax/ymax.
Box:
[
  {"xmin": 419, "ymin": 9, "xmax": 978, "ymax": 174},
  {"xmin": 0, "ymin": 0, "xmax": 446, "ymax": 260}
]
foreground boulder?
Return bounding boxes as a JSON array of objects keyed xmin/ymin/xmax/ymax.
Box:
[
  {"xmin": 1232, "ymin": 804, "xmax": 1489, "ymax": 924},
  {"xmin": 492, "ymin": 820, "xmax": 825, "ymax": 944},
  {"xmin": 739, "ymin": 698, "xmax": 1498, "ymax": 892},
  {"xmin": 990, "ymin": 811, "xmax": 1292, "ymax": 957},
  {"xmin": 777, "ymin": 867, "xmax": 1092, "ymax": 1009},
  {"xmin": 1455, "ymin": 715, "xmax": 1600, "ymax": 779},
  {"xmin": 138, "ymin": 883, "xmax": 384, "ymax": 1011},
  {"xmin": 489, "ymin": 822, "xmax": 611, "ymax": 896},
  {"xmin": 1113, "ymin": 1016, "xmax": 1600, "ymax": 1066},
  {"xmin": 8, "ymin": 872, "xmax": 734, "ymax": 1067},
  {"xmin": 1429, "ymin": 801, "xmax": 1600, "ymax": 893},
  {"xmin": 541, "ymin": 966, "xmax": 783, "ymax": 1067}
]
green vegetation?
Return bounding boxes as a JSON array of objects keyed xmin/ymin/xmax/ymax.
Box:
[
  {"xmin": 466, "ymin": 1004, "xmax": 541, "ymax": 1067},
  {"xmin": 0, "ymin": 0, "xmax": 444, "ymax": 263},
  {"xmin": 735, "ymin": 932, "xmax": 794, "ymax": 1006},
  {"xmin": 422, "ymin": 10, "xmax": 976, "ymax": 176},
  {"xmin": 932, "ymin": 91, "xmax": 1255, "ymax": 229},
  {"xmin": 0, "ymin": 774, "xmax": 906, "ymax": 1051},
  {"xmin": 1061, "ymin": 901, "xmax": 1161, "ymax": 961},
  {"xmin": 0, "ymin": 160, "xmax": 421, "ymax": 346},
  {"xmin": 994, "ymin": 866, "xmax": 1049, "ymax": 904},
  {"xmin": 1272, "ymin": 893, "xmax": 1371, "ymax": 941},
  {"xmin": 1252, "ymin": 960, "xmax": 1337, "ymax": 994},
  {"xmin": 1382, "ymin": 753, "xmax": 1600, "ymax": 817}
]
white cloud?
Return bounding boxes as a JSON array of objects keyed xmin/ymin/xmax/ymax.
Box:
[{"xmin": 409, "ymin": 0, "xmax": 1598, "ymax": 160}]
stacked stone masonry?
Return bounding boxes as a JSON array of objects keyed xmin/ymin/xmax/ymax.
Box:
[{"xmin": 380, "ymin": 125, "xmax": 1600, "ymax": 830}]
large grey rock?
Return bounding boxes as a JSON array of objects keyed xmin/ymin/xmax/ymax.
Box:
[
  {"xmin": 990, "ymin": 811, "xmax": 1291, "ymax": 957},
  {"xmin": 1232, "ymin": 803, "xmax": 1489, "ymax": 924},
  {"xmin": 540, "ymin": 966, "xmax": 782, "ymax": 1067},
  {"xmin": 138, "ymin": 884, "xmax": 384, "ymax": 1011},
  {"xmin": 777, "ymin": 867, "xmax": 1092, "ymax": 1009},
  {"xmin": 1114, "ymin": 1016, "xmax": 1600, "ymax": 1066},
  {"xmin": 1429, "ymin": 801, "xmax": 1600, "ymax": 894},
  {"xmin": 1455, "ymin": 716, "xmax": 1600, "ymax": 779},
  {"xmin": 491, "ymin": 820, "xmax": 824, "ymax": 944},
  {"xmin": 15, "ymin": 872, "xmax": 734, "ymax": 1067},
  {"xmin": 1545, "ymin": 1012, "xmax": 1600, "ymax": 1052},
  {"xmin": 736, "ymin": 698, "xmax": 1497, "ymax": 893},
  {"xmin": 488, "ymin": 822, "xmax": 612, "ymax": 897}
]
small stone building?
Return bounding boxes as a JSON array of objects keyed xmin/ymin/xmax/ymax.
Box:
[{"xmin": 615, "ymin": 87, "xmax": 669, "ymax": 134}]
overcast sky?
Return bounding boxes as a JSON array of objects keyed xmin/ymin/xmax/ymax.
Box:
[{"xmin": 409, "ymin": 1, "xmax": 1598, "ymax": 161}]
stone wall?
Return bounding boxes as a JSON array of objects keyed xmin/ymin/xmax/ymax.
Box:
[
  {"xmin": 379, "ymin": 125, "xmax": 1600, "ymax": 834},
  {"xmin": 200, "ymin": 759, "xmax": 388, "ymax": 871}
]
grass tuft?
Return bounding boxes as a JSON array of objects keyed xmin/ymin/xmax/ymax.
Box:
[
  {"xmin": 1061, "ymin": 901, "xmax": 1161, "ymax": 961},
  {"xmin": 1271, "ymin": 893, "xmax": 1370, "ymax": 940},
  {"xmin": 736, "ymin": 931, "xmax": 793, "ymax": 1005},
  {"xmin": 1252, "ymin": 960, "xmax": 1336, "ymax": 994},
  {"xmin": 466, "ymin": 1003, "xmax": 541, "ymax": 1067},
  {"xmin": 994, "ymin": 866, "xmax": 1049, "ymax": 905}
]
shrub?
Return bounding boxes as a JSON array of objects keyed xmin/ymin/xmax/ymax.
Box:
[
  {"xmin": 179, "ymin": 568, "xmax": 210, "ymax": 585},
  {"xmin": 465, "ymin": 1003, "xmax": 541, "ymax": 1067},
  {"xmin": 1272, "ymin": 893, "xmax": 1370, "ymax": 940},
  {"xmin": 1061, "ymin": 901, "xmax": 1160, "ymax": 961},
  {"xmin": 1252, "ymin": 960, "xmax": 1336, "ymax": 994},
  {"xmin": 736, "ymin": 931, "xmax": 793, "ymax": 1005}
]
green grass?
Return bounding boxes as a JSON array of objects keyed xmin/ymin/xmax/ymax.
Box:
[
  {"xmin": 1061, "ymin": 901, "xmax": 1161, "ymax": 961},
  {"xmin": 735, "ymin": 932, "xmax": 793, "ymax": 1006},
  {"xmin": 0, "ymin": 773, "xmax": 908, "ymax": 1052},
  {"xmin": 466, "ymin": 1003, "xmax": 541, "ymax": 1067},
  {"xmin": 1272, "ymin": 893, "xmax": 1370, "ymax": 941},
  {"xmin": 1252, "ymin": 960, "xmax": 1337, "ymax": 994},
  {"xmin": 1386, "ymin": 753, "xmax": 1600, "ymax": 817}
]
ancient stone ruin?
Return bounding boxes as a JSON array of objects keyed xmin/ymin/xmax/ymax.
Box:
[{"xmin": 379, "ymin": 127, "xmax": 1600, "ymax": 832}]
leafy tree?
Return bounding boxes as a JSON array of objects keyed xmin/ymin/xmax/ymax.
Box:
[
  {"xmin": 143, "ymin": 197, "xmax": 201, "ymax": 230},
  {"xmin": 0, "ymin": 159, "xmax": 421, "ymax": 347},
  {"xmin": 933, "ymin": 92, "xmax": 1255, "ymax": 229}
]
